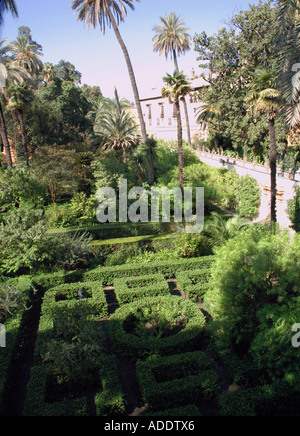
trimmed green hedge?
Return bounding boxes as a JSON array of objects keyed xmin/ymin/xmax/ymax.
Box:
[
  {"xmin": 33, "ymin": 281, "xmax": 108, "ymax": 361},
  {"xmin": 23, "ymin": 364, "xmax": 88, "ymax": 416},
  {"xmin": 0, "ymin": 315, "xmax": 23, "ymax": 415},
  {"xmin": 137, "ymin": 352, "xmax": 220, "ymax": 411},
  {"xmin": 23, "ymin": 355, "xmax": 125, "ymax": 417},
  {"xmin": 84, "ymin": 256, "xmax": 216, "ymax": 286},
  {"xmin": 94, "ymin": 356, "xmax": 125, "ymax": 416},
  {"xmin": 176, "ymin": 269, "xmax": 212, "ymax": 301},
  {"xmin": 24, "ymin": 280, "xmax": 125, "ymax": 417},
  {"xmin": 0, "ymin": 278, "xmax": 33, "ymax": 415},
  {"xmin": 220, "ymin": 382, "xmax": 300, "ymax": 416},
  {"xmin": 114, "ymin": 274, "xmax": 170, "ymax": 304},
  {"xmin": 144, "ymin": 405, "xmax": 201, "ymax": 416},
  {"xmin": 109, "ymin": 296, "xmax": 207, "ymax": 360}
]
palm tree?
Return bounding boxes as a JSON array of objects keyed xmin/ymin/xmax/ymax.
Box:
[
  {"xmin": 71, "ymin": 0, "xmax": 148, "ymax": 145},
  {"xmin": 276, "ymin": 0, "xmax": 300, "ymax": 128},
  {"xmin": 0, "ymin": 0, "xmax": 18, "ymax": 24},
  {"xmin": 6, "ymin": 82, "xmax": 33, "ymax": 166},
  {"xmin": 94, "ymin": 107, "xmax": 141, "ymax": 163},
  {"xmin": 196, "ymin": 101, "xmax": 223, "ymax": 152},
  {"xmin": 162, "ymin": 71, "xmax": 192, "ymax": 189},
  {"xmin": 0, "ymin": 38, "xmax": 13, "ymax": 166},
  {"xmin": 43, "ymin": 62, "xmax": 56, "ymax": 85},
  {"xmin": 9, "ymin": 34, "xmax": 43, "ymax": 83},
  {"xmin": 153, "ymin": 12, "xmax": 192, "ymax": 146},
  {"xmin": 141, "ymin": 136, "xmax": 157, "ymax": 185},
  {"xmin": 246, "ymin": 67, "xmax": 281, "ymax": 225},
  {"xmin": 206, "ymin": 212, "xmax": 251, "ymax": 246}
]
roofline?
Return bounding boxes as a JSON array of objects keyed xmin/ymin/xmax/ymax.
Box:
[{"xmin": 139, "ymin": 86, "xmax": 203, "ymax": 103}]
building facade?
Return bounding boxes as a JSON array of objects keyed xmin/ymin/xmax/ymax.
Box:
[{"xmin": 134, "ymin": 75, "xmax": 209, "ymax": 143}]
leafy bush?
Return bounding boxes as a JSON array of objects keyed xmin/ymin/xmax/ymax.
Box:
[
  {"xmin": 183, "ymin": 163, "xmax": 261, "ymax": 218},
  {"xmin": 53, "ymin": 231, "xmax": 96, "ymax": 271},
  {"xmin": 0, "ymin": 209, "xmax": 54, "ymax": 274},
  {"xmin": 237, "ymin": 175, "xmax": 261, "ymax": 219},
  {"xmin": 0, "ymin": 277, "xmax": 32, "ymax": 324},
  {"xmin": 45, "ymin": 193, "xmax": 96, "ymax": 228},
  {"xmin": 0, "ymin": 167, "xmax": 46, "ymax": 215},
  {"xmin": 287, "ymin": 185, "xmax": 300, "ymax": 232},
  {"xmin": 220, "ymin": 382, "xmax": 300, "ymax": 416},
  {"xmin": 42, "ymin": 322, "xmax": 104, "ymax": 385},
  {"xmin": 204, "ymin": 229, "xmax": 300, "ymax": 387}
]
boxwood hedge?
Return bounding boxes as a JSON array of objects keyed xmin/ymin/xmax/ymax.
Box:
[
  {"xmin": 176, "ymin": 269, "xmax": 212, "ymax": 301},
  {"xmin": 109, "ymin": 296, "xmax": 207, "ymax": 360},
  {"xmin": 137, "ymin": 352, "xmax": 220, "ymax": 411},
  {"xmin": 84, "ymin": 256, "xmax": 215, "ymax": 286},
  {"xmin": 114, "ymin": 274, "xmax": 170, "ymax": 304}
]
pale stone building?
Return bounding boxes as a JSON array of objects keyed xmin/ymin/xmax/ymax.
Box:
[{"xmin": 133, "ymin": 74, "xmax": 209, "ymax": 143}]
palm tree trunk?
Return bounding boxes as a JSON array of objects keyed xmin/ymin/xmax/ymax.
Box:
[
  {"xmin": 147, "ymin": 159, "xmax": 155, "ymax": 186},
  {"xmin": 175, "ymin": 99, "xmax": 184, "ymax": 190},
  {"xmin": 108, "ymin": 9, "xmax": 148, "ymax": 145},
  {"xmin": 269, "ymin": 117, "xmax": 277, "ymax": 224},
  {"xmin": 114, "ymin": 86, "xmax": 121, "ymax": 115},
  {"xmin": 181, "ymin": 97, "xmax": 192, "ymax": 147},
  {"xmin": 16, "ymin": 109, "xmax": 29, "ymax": 167},
  {"xmin": 0, "ymin": 103, "xmax": 12, "ymax": 167},
  {"xmin": 173, "ymin": 51, "xmax": 192, "ymax": 147},
  {"xmin": 214, "ymin": 135, "xmax": 219, "ymax": 153}
]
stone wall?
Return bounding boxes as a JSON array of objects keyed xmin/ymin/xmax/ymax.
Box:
[{"xmin": 196, "ymin": 150, "xmax": 300, "ymax": 230}]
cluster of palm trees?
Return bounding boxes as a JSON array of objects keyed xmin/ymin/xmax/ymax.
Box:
[
  {"xmin": 3, "ymin": 0, "xmax": 300, "ymax": 225},
  {"xmin": 72, "ymin": 1, "xmax": 194, "ymax": 189},
  {"xmin": 0, "ymin": 28, "xmax": 43, "ymax": 167}
]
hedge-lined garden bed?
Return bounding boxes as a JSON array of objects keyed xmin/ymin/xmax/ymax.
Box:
[
  {"xmin": 109, "ymin": 296, "xmax": 207, "ymax": 360},
  {"xmin": 2, "ymin": 254, "xmax": 298, "ymax": 417}
]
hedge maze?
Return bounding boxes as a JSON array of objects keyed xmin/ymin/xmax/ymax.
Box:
[{"xmin": 2, "ymin": 254, "xmax": 295, "ymax": 416}]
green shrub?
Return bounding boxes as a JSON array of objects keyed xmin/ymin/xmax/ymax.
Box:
[
  {"xmin": 94, "ymin": 356, "xmax": 125, "ymax": 416},
  {"xmin": 204, "ymin": 229, "xmax": 300, "ymax": 387},
  {"xmin": 287, "ymin": 185, "xmax": 300, "ymax": 232},
  {"xmin": 84, "ymin": 256, "xmax": 215, "ymax": 286},
  {"xmin": 114, "ymin": 274, "xmax": 170, "ymax": 304},
  {"xmin": 220, "ymin": 382, "xmax": 300, "ymax": 416},
  {"xmin": 237, "ymin": 175, "xmax": 261, "ymax": 219},
  {"xmin": 176, "ymin": 269, "xmax": 211, "ymax": 301},
  {"xmin": 0, "ymin": 209, "xmax": 54, "ymax": 274},
  {"xmin": 137, "ymin": 352, "xmax": 219, "ymax": 411},
  {"xmin": 109, "ymin": 296, "xmax": 207, "ymax": 360},
  {"xmin": 144, "ymin": 405, "xmax": 201, "ymax": 417},
  {"xmin": 23, "ymin": 364, "xmax": 88, "ymax": 416}
]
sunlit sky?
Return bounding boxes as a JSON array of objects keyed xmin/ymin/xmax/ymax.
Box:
[{"xmin": 2, "ymin": 0, "xmax": 262, "ymax": 100}]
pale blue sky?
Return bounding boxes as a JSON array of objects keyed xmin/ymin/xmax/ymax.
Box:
[{"xmin": 2, "ymin": 0, "xmax": 262, "ymax": 99}]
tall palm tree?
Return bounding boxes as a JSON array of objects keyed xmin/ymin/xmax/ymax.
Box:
[
  {"xmin": 94, "ymin": 107, "xmax": 141, "ymax": 163},
  {"xmin": 72, "ymin": 0, "xmax": 148, "ymax": 145},
  {"xmin": 6, "ymin": 82, "xmax": 33, "ymax": 166},
  {"xmin": 141, "ymin": 136, "xmax": 157, "ymax": 186},
  {"xmin": 276, "ymin": 0, "xmax": 300, "ymax": 128},
  {"xmin": 43, "ymin": 62, "xmax": 56, "ymax": 85},
  {"xmin": 153, "ymin": 12, "xmax": 192, "ymax": 146},
  {"xmin": 246, "ymin": 67, "xmax": 281, "ymax": 225},
  {"xmin": 0, "ymin": 38, "xmax": 13, "ymax": 166},
  {"xmin": 9, "ymin": 34, "xmax": 43, "ymax": 83},
  {"xmin": 0, "ymin": 0, "xmax": 18, "ymax": 25},
  {"xmin": 162, "ymin": 71, "xmax": 192, "ymax": 189}
]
